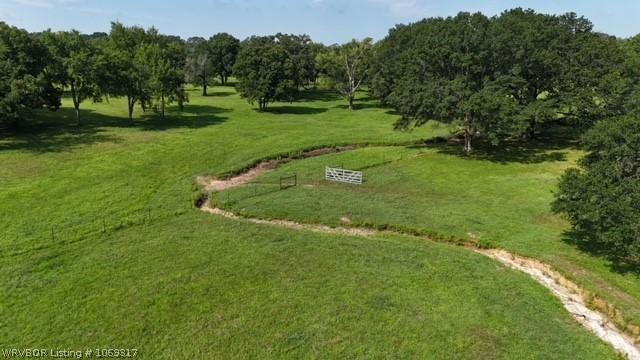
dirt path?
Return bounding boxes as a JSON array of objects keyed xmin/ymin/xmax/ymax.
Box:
[
  {"xmin": 201, "ymin": 200, "xmax": 374, "ymax": 237},
  {"xmin": 478, "ymin": 249, "xmax": 640, "ymax": 359},
  {"xmin": 199, "ymin": 200, "xmax": 640, "ymax": 359},
  {"xmin": 196, "ymin": 146, "xmax": 355, "ymax": 192}
]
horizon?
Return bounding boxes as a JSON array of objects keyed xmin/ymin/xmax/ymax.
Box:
[{"xmin": 1, "ymin": 0, "xmax": 639, "ymax": 44}]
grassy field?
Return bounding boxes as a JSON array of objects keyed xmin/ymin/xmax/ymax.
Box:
[
  {"xmin": 0, "ymin": 86, "xmax": 628, "ymax": 358},
  {"xmin": 0, "ymin": 88, "xmax": 446, "ymax": 256},
  {"xmin": 216, "ymin": 144, "xmax": 640, "ymax": 330}
]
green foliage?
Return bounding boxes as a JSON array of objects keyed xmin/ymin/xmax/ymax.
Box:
[
  {"xmin": 103, "ymin": 22, "xmax": 187, "ymax": 121},
  {"xmin": 43, "ymin": 30, "xmax": 104, "ymax": 125},
  {"xmin": 622, "ymin": 34, "xmax": 640, "ymax": 116},
  {"xmin": 553, "ymin": 116, "xmax": 640, "ymax": 269},
  {"xmin": 103, "ymin": 22, "xmax": 153, "ymax": 121},
  {"xmin": 0, "ymin": 22, "xmax": 60, "ymax": 127},
  {"xmin": 275, "ymin": 33, "xmax": 316, "ymax": 89},
  {"xmin": 233, "ymin": 36, "xmax": 295, "ymax": 110},
  {"xmin": 316, "ymin": 39, "xmax": 373, "ymax": 110},
  {"xmin": 184, "ymin": 36, "xmax": 213, "ymax": 95},
  {"xmin": 372, "ymin": 10, "xmax": 628, "ymax": 153},
  {"xmin": 137, "ymin": 37, "xmax": 188, "ymax": 117},
  {"xmin": 490, "ymin": 8, "xmax": 567, "ymax": 138},
  {"xmin": 379, "ymin": 12, "xmax": 518, "ymax": 153},
  {"xmin": 209, "ymin": 32, "xmax": 240, "ymax": 85}
]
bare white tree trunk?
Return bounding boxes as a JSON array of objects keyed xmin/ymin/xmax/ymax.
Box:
[{"xmin": 344, "ymin": 57, "xmax": 363, "ymax": 111}]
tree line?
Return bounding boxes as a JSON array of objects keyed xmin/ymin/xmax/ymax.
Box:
[
  {"xmin": 371, "ymin": 9, "xmax": 639, "ymax": 153},
  {"xmin": 0, "ymin": 21, "xmax": 374, "ymax": 126},
  {"xmin": 232, "ymin": 34, "xmax": 371, "ymax": 111},
  {"xmin": 1, "ymin": 9, "xmax": 640, "ymax": 268},
  {"xmin": 0, "ymin": 22, "xmax": 242, "ymax": 126}
]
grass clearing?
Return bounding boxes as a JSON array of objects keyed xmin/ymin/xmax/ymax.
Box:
[
  {"xmin": 0, "ymin": 86, "xmax": 630, "ymax": 358},
  {"xmin": 0, "ymin": 87, "xmax": 445, "ymax": 256},
  {"xmin": 216, "ymin": 144, "xmax": 640, "ymax": 330},
  {"xmin": 0, "ymin": 212, "xmax": 618, "ymax": 359}
]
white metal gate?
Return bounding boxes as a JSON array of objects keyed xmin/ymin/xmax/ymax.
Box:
[{"xmin": 325, "ymin": 167, "xmax": 363, "ymax": 184}]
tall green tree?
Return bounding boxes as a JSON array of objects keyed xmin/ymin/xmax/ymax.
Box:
[
  {"xmin": 185, "ymin": 37, "xmax": 212, "ymax": 96},
  {"xmin": 0, "ymin": 22, "xmax": 60, "ymax": 127},
  {"xmin": 275, "ymin": 33, "xmax": 316, "ymax": 89},
  {"xmin": 620, "ymin": 34, "xmax": 640, "ymax": 116},
  {"xmin": 103, "ymin": 22, "xmax": 152, "ymax": 123},
  {"xmin": 233, "ymin": 36, "xmax": 294, "ymax": 111},
  {"xmin": 373, "ymin": 10, "xmax": 627, "ymax": 152},
  {"xmin": 138, "ymin": 37, "xmax": 188, "ymax": 117},
  {"xmin": 556, "ymin": 14, "xmax": 628, "ymax": 128},
  {"xmin": 309, "ymin": 42, "xmax": 326, "ymax": 88},
  {"xmin": 553, "ymin": 116, "xmax": 640, "ymax": 269},
  {"xmin": 43, "ymin": 30, "xmax": 104, "ymax": 125},
  {"xmin": 377, "ymin": 13, "xmax": 520, "ymax": 153},
  {"xmin": 209, "ymin": 33, "xmax": 239, "ymax": 85},
  {"xmin": 317, "ymin": 39, "xmax": 372, "ymax": 110},
  {"xmin": 490, "ymin": 8, "xmax": 567, "ymax": 139}
]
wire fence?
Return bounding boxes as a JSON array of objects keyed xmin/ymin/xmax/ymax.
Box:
[
  {"xmin": 9, "ymin": 150, "xmax": 422, "ymax": 257},
  {"xmin": 5, "ymin": 201, "xmax": 195, "ymax": 257},
  {"xmin": 208, "ymin": 149, "xmax": 424, "ymax": 211}
]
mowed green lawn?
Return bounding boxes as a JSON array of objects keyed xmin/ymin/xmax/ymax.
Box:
[
  {"xmin": 0, "ymin": 86, "xmax": 622, "ymax": 358},
  {"xmin": 217, "ymin": 144, "xmax": 640, "ymax": 330}
]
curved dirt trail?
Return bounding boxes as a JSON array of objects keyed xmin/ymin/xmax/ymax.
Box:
[
  {"xmin": 478, "ymin": 249, "xmax": 640, "ymax": 359},
  {"xmin": 199, "ymin": 199, "xmax": 640, "ymax": 359},
  {"xmin": 196, "ymin": 145, "xmax": 355, "ymax": 192},
  {"xmin": 196, "ymin": 145, "xmax": 640, "ymax": 359}
]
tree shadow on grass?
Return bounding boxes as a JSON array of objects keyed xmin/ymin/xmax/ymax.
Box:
[
  {"xmin": 433, "ymin": 141, "xmax": 570, "ymax": 164},
  {"xmin": 429, "ymin": 126, "xmax": 581, "ymax": 164},
  {"xmin": 204, "ymin": 91, "xmax": 235, "ymax": 97},
  {"xmin": 0, "ymin": 104, "xmax": 229, "ymax": 153},
  {"xmin": 292, "ymin": 89, "xmax": 342, "ymax": 102},
  {"xmin": 333, "ymin": 103, "xmax": 381, "ymax": 111},
  {"xmin": 0, "ymin": 124, "xmax": 122, "ymax": 153},
  {"xmin": 561, "ymin": 229, "xmax": 640, "ymax": 275},
  {"xmin": 262, "ymin": 106, "xmax": 327, "ymax": 115},
  {"xmin": 136, "ymin": 104, "xmax": 230, "ymax": 131}
]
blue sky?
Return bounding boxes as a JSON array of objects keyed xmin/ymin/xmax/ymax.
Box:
[{"xmin": 1, "ymin": 0, "xmax": 638, "ymax": 43}]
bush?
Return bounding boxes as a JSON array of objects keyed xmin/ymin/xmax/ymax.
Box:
[{"xmin": 553, "ymin": 116, "xmax": 640, "ymax": 269}]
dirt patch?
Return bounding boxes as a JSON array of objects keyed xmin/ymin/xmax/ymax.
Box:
[
  {"xmin": 197, "ymin": 146, "xmax": 356, "ymax": 192},
  {"xmin": 477, "ymin": 249, "xmax": 640, "ymax": 360},
  {"xmin": 198, "ymin": 201, "xmax": 640, "ymax": 359},
  {"xmin": 200, "ymin": 200, "xmax": 374, "ymax": 237},
  {"xmin": 303, "ymin": 145, "xmax": 355, "ymax": 158},
  {"xmin": 197, "ymin": 160, "xmax": 279, "ymax": 192}
]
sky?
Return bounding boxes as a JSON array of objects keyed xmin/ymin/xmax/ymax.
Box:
[{"xmin": 0, "ymin": 0, "xmax": 638, "ymax": 44}]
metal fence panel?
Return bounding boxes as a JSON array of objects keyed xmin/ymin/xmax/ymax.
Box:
[{"xmin": 325, "ymin": 167, "xmax": 363, "ymax": 184}]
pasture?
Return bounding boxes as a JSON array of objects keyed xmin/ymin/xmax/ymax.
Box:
[
  {"xmin": 216, "ymin": 143, "xmax": 640, "ymax": 330},
  {"xmin": 0, "ymin": 86, "xmax": 632, "ymax": 358}
]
